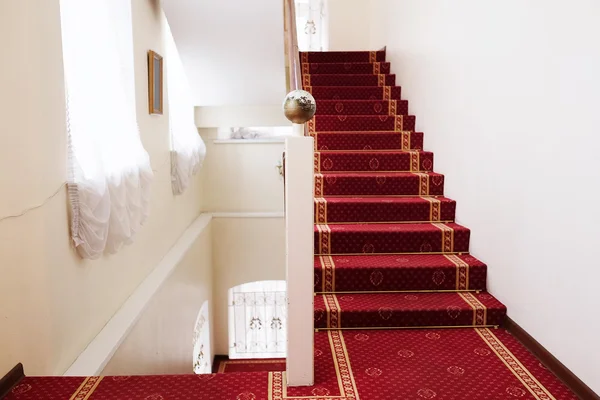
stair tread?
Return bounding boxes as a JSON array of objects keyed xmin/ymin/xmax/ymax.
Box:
[
  {"xmin": 315, "ymin": 292, "xmax": 505, "ymax": 311},
  {"xmin": 317, "ymin": 171, "xmax": 443, "ymax": 176},
  {"xmin": 314, "ymin": 253, "xmax": 484, "ymax": 269},
  {"xmin": 314, "ymin": 222, "xmax": 468, "ymax": 232},
  {"xmin": 315, "ymin": 196, "xmax": 454, "ymax": 204}
]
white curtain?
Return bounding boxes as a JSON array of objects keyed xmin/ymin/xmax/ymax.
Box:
[
  {"xmin": 165, "ymin": 24, "xmax": 206, "ymax": 195},
  {"xmin": 60, "ymin": 0, "xmax": 153, "ymax": 259},
  {"xmin": 296, "ymin": 0, "xmax": 329, "ymax": 51},
  {"xmin": 228, "ymin": 281, "xmax": 287, "ymax": 359}
]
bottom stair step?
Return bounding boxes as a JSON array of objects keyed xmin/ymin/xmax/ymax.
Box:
[{"xmin": 314, "ymin": 292, "xmax": 506, "ymax": 329}]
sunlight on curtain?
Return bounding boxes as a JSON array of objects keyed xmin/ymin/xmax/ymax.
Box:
[
  {"xmin": 165, "ymin": 22, "xmax": 206, "ymax": 195},
  {"xmin": 60, "ymin": 0, "xmax": 153, "ymax": 259},
  {"xmin": 228, "ymin": 280, "xmax": 287, "ymax": 359},
  {"xmin": 295, "ymin": 0, "xmax": 329, "ymax": 51}
]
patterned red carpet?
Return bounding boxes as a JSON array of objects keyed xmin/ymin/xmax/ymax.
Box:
[
  {"xmin": 1, "ymin": 50, "xmax": 578, "ymax": 399},
  {"xmin": 215, "ymin": 358, "xmax": 286, "ymax": 374}
]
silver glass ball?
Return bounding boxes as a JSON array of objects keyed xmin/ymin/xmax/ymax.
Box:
[{"xmin": 282, "ymin": 89, "xmax": 316, "ymax": 124}]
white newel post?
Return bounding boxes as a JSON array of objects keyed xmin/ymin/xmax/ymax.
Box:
[{"xmin": 285, "ymin": 135, "xmax": 314, "ymax": 387}]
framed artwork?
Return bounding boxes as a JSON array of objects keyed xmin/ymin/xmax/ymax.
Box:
[{"xmin": 148, "ymin": 50, "xmax": 163, "ymax": 115}]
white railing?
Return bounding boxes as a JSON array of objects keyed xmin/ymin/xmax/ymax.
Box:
[{"xmin": 229, "ymin": 290, "xmax": 287, "ymax": 358}]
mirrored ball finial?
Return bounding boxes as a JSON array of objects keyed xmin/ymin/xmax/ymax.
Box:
[{"xmin": 282, "ymin": 89, "xmax": 316, "ymax": 124}]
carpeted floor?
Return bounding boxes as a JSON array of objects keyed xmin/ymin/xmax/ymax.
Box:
[
  {"xmin": 214, "ymin": 358, "xmax": 286, "ymax": 374},
  {"xmin": 1, "ymin": 49, "xmax": 579, "ymax": 399}
]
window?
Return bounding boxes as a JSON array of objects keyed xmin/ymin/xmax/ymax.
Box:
[
  {"xmin": 165, "ymin": 21, "xmax": 206, "ymax": 195},
  {"xmin": 60, "ymin": 0, "xmax": 153, "ymax": 259},
  {"xmin": 228, "ymin": 280, "xmax": 287, "ymax": 359}
]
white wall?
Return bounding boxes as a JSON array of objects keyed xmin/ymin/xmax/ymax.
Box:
[
  {"xmin": 198, "ymin": 128, "xmax": 286, "ymax": 355},
  {"xmin": 327, "ymin": 0, "xmax": 371, "ymax": 51},
  {"xmin": 161, "ymin": 0, "xmax": 286, "ymax": 107},
  {"xmin": 0, "ymin": 0, "xmax": 205, "ymax": 376},
  {"xmin": 368, "ymin": 0, "xmax": 600, "ymax": 393},
  {"xmin": 102, "ymin": 222, "xmax": 213, "ymax": 376}
]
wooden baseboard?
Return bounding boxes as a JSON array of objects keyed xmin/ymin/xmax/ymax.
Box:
[
  {"xmin": 505, "ymin": 317, "xmax": 599, "ymax": 400},
  {"xmin": 0, "ymin": 364, "xmax": 24, "ymax": 399}
]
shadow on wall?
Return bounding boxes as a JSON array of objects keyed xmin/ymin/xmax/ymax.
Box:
[{"xmin": 227, "ymin": 280, "xmax": 287, "ymax": 360}]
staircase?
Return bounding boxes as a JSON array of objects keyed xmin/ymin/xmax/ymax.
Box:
[{"xmin": 304, "ymin": 49, "xmax": 508, "ymax": 330}]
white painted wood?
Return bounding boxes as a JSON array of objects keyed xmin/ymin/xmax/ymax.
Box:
[
  {"xmin": 292, "ymin": 123, "xmax": 304, "ymax": 137},
  {"xmin": 211, "ymin": 212, "xmax": 285, "ymax": 218},
  {"xmin": 284, "ymin": 135, "xmax": 314, "ymax": 386},
  {"xmin": 63, "ymin": 214, "xmax": 212, "ymax": 376}
]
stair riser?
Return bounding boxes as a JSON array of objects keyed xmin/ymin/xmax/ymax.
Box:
[
  {"xmin": 314, "ymin": 152, "xmax": 433, "ymax": 172},
  {"xmin": 303, "ymin": 62, "xmax": 391, "ymax": 75},
  {"xmin": 314, "ymin": 308, "xmax": 506, "ymax": 329},
  {"xmin": 301, "ymin": 50, "xmax": 385, "ymax": 64},
  {"xmin": 315, "ymin": 132, "xmax": 424, "ymax": 151},
  {"xmin": 314, "ymin": 200, "xmax": 455, "ymax": 223},
  {"xmin": 314, "ymin": 265, "xmax": 487, "ymax": 292},
  {"xmin": 307, "ymin": 86, "xmax": 401, "ymax": 100},
  {"xmin": 305, "ymin": 74, "xmax": 396, "ymax": 87},
  {"xmin": 312, "ymin": 115, "xmax": 415, "ymax": 132},
  {"xmin": 315, "ymin": 100, "xmax": 408, "ymax": 116},
  {"xmin": 314, "ymin": 229, "xmax": 470, "ymax": 255},
  {"xmin": 315, "ymin": 174, "xmax": 444, "ymax": 196}
]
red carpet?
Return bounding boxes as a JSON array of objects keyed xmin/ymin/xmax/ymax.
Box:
[
  {"xmin": 215, "ymin": 359, "xmax": 286, "ymax": 374},
  {"xmin": 4, "ymin": 330, "xmax": 577, "ymax": 399}
]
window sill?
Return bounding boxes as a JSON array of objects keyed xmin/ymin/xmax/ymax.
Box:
[{"xmin": 213, "ymin": 138, "xmax": 287, "ymax": 144}]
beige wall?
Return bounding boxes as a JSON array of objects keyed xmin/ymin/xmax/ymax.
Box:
[
  {"xmin": 102, "ymin": 223, "xmax": 213, "ymax": 376},
  {"xmin": 327, "ymin": 0, "xmax": 372, "ymax": 51},
  {"xmin": 368, "ymin": 0, "xmax": 600, "ymax": 393},
  {"xmin": 200, "ymin": 128, "xmax": 285, "ymax": 213},
  {"xmin": 0, "ymin": 0, "xmax": 204, "ymax": 376}
]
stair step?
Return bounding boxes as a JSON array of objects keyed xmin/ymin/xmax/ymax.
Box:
[
  {"xmin": 315, "ymin": 172, "xmax": 444, "ymax": 197},
  {"xmin": 307, "ymin": 86, "xmax": 401, "ymax": 100},
  {"xmin": 314, "ymin": 222, "xmax": 469, "ymax": 255},
  {"xmin": 314, "ymin": 292, "xmax": 506, "ymax": 329},
  {"xmin": 315, "ymin": 131, "xmax": 424, "ymax": 151},
  {"xmin": 312, "ymin": 115, "xmax": 415, "ymax": 132},
  {"xmin": 315, "ymin": 99, "xmax": 408, "ymax": 116},
  {"xmin": 314, "ymin": 196, "xmax": 455, "ymax": 224},
  {"xmin": 314, "ymin": 254, "xmax": 486, "ymax": 292},
  {"xmin": 301, "ymin": 50, "xmax": 386, "ymax": 64},
  {"xmin": 305, "ymin": 74, "xmax": 396, "ymax": 87},
  {"xmin": 303, "ymin": 61, "xmax": 391, "ymax": 75},
  {"xmin": 314, "ymin": 150, "xmax": 433, "ymax": 173}
]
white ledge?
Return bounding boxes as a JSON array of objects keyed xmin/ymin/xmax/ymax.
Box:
[
  {"xmin": 210, "ymin": 211, "xmax": 284, "ymax": 218},
  {"xmin": 213, "ymin": 138, "xmax": 287, "ymax": 144}
]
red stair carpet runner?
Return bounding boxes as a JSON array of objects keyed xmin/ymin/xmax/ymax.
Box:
[
  {"xmin": 305, "ymin": 49, "xmax": 506, "ymax": 329},
  {"xmin": 1, "ymin": 50, "xmax": 578, "ymax": 400}
]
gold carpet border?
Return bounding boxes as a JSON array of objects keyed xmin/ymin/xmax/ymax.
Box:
[
  {"xmin": 476, "ymin": 328, "xmax": 557, "ymax": 400},
  {"xmin": 324, "ymin": 294, "xmax": 341, "ymax": 329},
  {"xmin": 401, "ymin": 131, "xmax": 411, "ymax": 150},
  {"xmin": 308, "ymin": 118, "xmax": 316, "ymax": 134},
  {"xmin": 316, "ymin": 224, "xmax": 331, "ymax": 254},
  {"xmin": 409, "ymin": 151, "xmax": 420, "ymax": 172},
  {"xmin": 414, "ymin": 173, "xmax": 430, "ymax": 195},
  {"xmin": 301, "ymin": 52, "xmax": 309, "ymax": 64},
  {"xmin": 314, "ymin": 174, "xmax": 324, "ymax": 197},
  {"xmin": 373, "ymin": 62, "xmax": 380, "ymax": 75},
  {"xmin": 303, "ymin": 74, "xmax": 311, "ymax": 87},
  {"xmin": 444, "ymin": 254, "xmax": 470, "ymax": 290},
  {"xmin": 314, "ymin": 152, "xmax": 321, "ymax": 173},
  {"xmin": 369, "ymin": 51, "xmax": 376, "ymax": 63},
  {"xmin": 421, "ymin": 196, "xmax": 441, "ymax": 222},
  {"xmin": 302, "ymin": 63, "xmax": 310, "ymax": 75},
  {"xmin": 377, "ymin": 74, "xmax": 385, "ymax": 87},
  {"xmin": 315, "ymin": 198, "xmax": 328, "ymax": 224},
  {"xmin": 458, "ymin": 292, "xmax": 487, "ymax": 326},
  {"xmin": 383, "ymin": 86, "xmax": 391, "ymax": 100},
  {"xmin": 394, "ymin": 115, "xmax": 403, "ymax": 131},
  {"xmin": 388, "ymin": 100, "xmax": 397, "ymax": 116},
  {"xmin": 305, "ymin": 85, "xmax": 312, "ymax": 94},
  {"xmin": 432, "ymin": 223, "xmax": 455, "ymax": 253},
  {"xmin": 320, "ymin": 255, "xmax": 336, "ymax": 292},
  {"xmin": 69, "ymin": 376, "xmax": 103, "ymax": 400}
]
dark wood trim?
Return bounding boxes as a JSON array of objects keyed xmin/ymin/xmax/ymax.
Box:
[
  {"xmin": 0, "ymin": 364, "xmax": 24, "ymax": 399},
  {"xmin": 211, "ymin": 354, "xmax": 229, "ymax": 374},
  {"xmin": 505, "ymin": 316, "xmax": 599, "ymax": 400}
]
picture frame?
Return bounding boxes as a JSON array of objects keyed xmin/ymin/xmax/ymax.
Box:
[{"xmin": 148, "ymin": 50, "xmax": 163, "ymax": 115}]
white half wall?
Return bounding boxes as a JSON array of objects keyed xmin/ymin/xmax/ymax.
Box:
[{"xmin": 368, "ymin": 0, "xmax": 600, "ymax": 393}]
